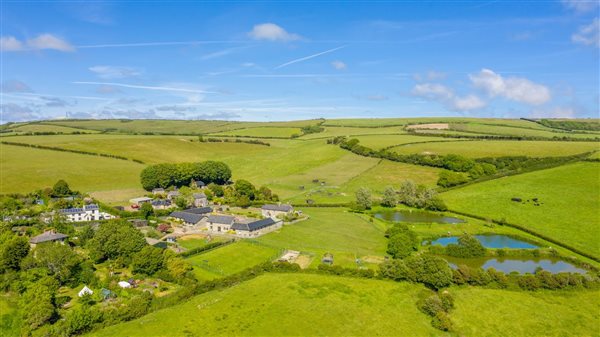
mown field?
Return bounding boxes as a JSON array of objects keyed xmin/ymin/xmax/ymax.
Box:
[
  {"xmin": 208, "ymin": 127, "xmax": 302, "ymax": 138},
  {"xmin": 41, "ymin": 119, "xmax": 318, "ymax": 135},
  {"xmin": 186, "ymin": 241, "xmax": 281, "ymax": 280},
  {"xmin": 390, "ymin": 140, "xmax": 600, "ymax": 158},
  {"xmin": 442, "ymin": 162, "xmax": 600, "ymax": 256},
  {"xmin": 255, "ymin": 208, "xmax": 388, "ymax": 267},
  {"xmin": 450, "ymin": 287, "xmax": 600, "ymax": 337},
  {"xmin": 0, "ymin": 143, "xmax": 143, "ymax": 194},
  {"xmin": 87, "ymin": 273, "xmax": 441, "ymax": 337}
]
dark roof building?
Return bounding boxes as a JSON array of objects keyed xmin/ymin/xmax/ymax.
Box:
[
  {"xmin": 183, "ymin": 207, "xmax": 212, "ymax": 214},
  {"xmin": 30, "ymin": 230, "xmax": 68, "ymax": 244},
  {"xmin": 207, "ymin": 214, "xmax": 235, "ymax": 225},
  {"xmin": 169, "ymin": 211, "xmax": 205, "ymax": 224},
  {"xmin": 261, "ymin": 204, "xmax": 293, "ymax": 212},
  {"xmin": 232, "ymin": 218, "xmax": 278, "ymax": 232},
  {"xmin": 151, "ymin": 199, "xmax": 171, "ymax": 207},
  {"xmin": 193, "ymin": 193, "xmax": 207, "ymax": 199}
]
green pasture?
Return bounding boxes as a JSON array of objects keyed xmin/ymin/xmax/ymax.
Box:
[
  {"xmin": 353, "ymin": 134, "xmax": 459, "ymax": 149},
  {"xmin": 208, "ymin": 127, "xmax": 302, "ymax": 138},
  {"xmin": 390, "ymin": 140, "xmax": 600, "ymax": 158},
  {"xmin": 186, "ymin": 241, "xmax": 281, "ymax": 280},
  {"xmin": 442, "ymin": 162, "xmax": 600, "ymax": 256},
  {"xmin": 450, "ymin": 287, "xmax": 600, "ymax": 337},
  {"xmin": 0, "ymin": 143, "xmax": 143, "ymax": 194},
  {"xmin": 450, "ymin": 123, "xmax": 599, "ymax": 139},
  {"xmin": 299, "ymin": 126, "xmax": 405, "ymax": 139},
  {"xmin": 0, "ymin": 296, "xmax": 20, "ymax": 337},
  {"xmin": 87, "ymin": 273, "xmax": 440, "ymax": 337},
  {"xmin": 3, "ymin": 123, "xmax": 99, "ymax": 134}
]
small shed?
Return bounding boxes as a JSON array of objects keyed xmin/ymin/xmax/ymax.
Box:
[
  {"xmin": 322, "ymin": 253, "xmax": 334, "ymax": 265},
  {"xmin": 118, "ymin": 281, "xmax": 132, "ymax": 289},
  {"xmin": 78, "ymin": 285, "xmax": 93, "ymax": 297},
  {"xmin": 101, "ymin": 288, "xmax": 116, "ymax": 300}
]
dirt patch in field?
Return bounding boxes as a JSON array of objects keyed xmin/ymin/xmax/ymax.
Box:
[
  {"xmin": 361, "ymin": 255, "xmax": 385, "ymax": 264},
  {"xmin": 406, "ymin": 123, "xmax": 449, "ymax": 130},
  {"xmin": 179, "ymin": 234, "xmax": 209, "ymax": 241},
  {"xmin": 294, "ymin": 255, "xmax": 314, "ymax": 269}
]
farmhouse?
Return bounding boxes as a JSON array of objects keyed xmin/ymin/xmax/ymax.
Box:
[
  {"xmin": 169, "ymin": 207, "xmax": 212, "ymax": 226},
  {"xmin": 191, "ymin": 180, "xmax": 205, "ymax": 188},
  {"xmin": 152, "ymin": 188, "xmax": 165, "ymax": 195},
  {"xmin": 193, "ymin": 193, "xmax": 208, "ymax": 207},
  {"xmin": 130, "ymin": 197, "xmax": 152, "ymax": 205},
  {"xmin": 206, "ymin": 214, "xmax": 236, "ymax": 232},
  {"xmin": 231, "ymin": 218, "xmax": 282, "ymax": 238},
  {"xmin": 167, "ymin": 191, "xmax": 181, "ymax": 200},
  {"xmin": 59, "ymin": 204, "xmax": 114, "ymax": 222},
  {"xmin": 29, "ymin": 230, "xmax": 68, "ymax": 247},
  {"xmin": 261, "ymin": 204, "xmax": 294, "ymax": 219},
  {"xmin": 151, "ymin": 199, "xmax": 172, "ymax": 210}
]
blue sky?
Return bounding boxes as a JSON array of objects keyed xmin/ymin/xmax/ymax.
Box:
[{"xmin": 1, "ymin": 0, "xmax": 598, "ymax": 122}]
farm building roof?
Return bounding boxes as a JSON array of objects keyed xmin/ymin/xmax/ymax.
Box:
[
  {"xmin": 169, "ymin": 211, "xmax": 205, "ymax": 224},
  {"xmin": 261, "ymin": 204, "xmax": 293, "ymax": 212},
  {"xmin": 130, "ymin": 197, "xmax": 152, "ymax": 204},
  {"xmin": 232, "ymin": 218, "xmax": 278, "ymax": 232},
  {"xmin": 58, "ymin": 204, "xmax": 99, "ymax": 214},
  {"xmin": 30, "ymin": 230, "xmax": 68, "ymax": 244},
  {"xmin": 193, "ymin": 193, "xmax": 207, "ymax": 199},
  {"xmin": 207, "ymin": 215, "xmax": 235, "ymax": 225},
  {"xmin": 183, "ymin": 207, "xmax": 212, "ymax": 214}
]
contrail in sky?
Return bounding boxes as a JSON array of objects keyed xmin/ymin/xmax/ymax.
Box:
[{"xmin": 275, "ymin": 45, "xmax": 346, "ymax": 69}]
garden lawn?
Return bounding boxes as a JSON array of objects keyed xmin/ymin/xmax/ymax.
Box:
[
  {"xmin": 185, "ymin": 241, "xmax": 280, "ymax": 280},
  {"xmin": 390, "ymin": 140, "xmax": 600, "ymax": 158},
  {"xmin": 442, "ymin": 162, "xmax": 600, "ymax": 256},
  {"xmin": 0, "ymin": 143, "xmax": 143, "ymax": 194},
  {"xmin": 255, "ymin": 208, "xmax": 388, "ymax": 267},
  {"xmin": 450, "ymin": 287, "xmax": 600, "ymax": 337},
  {"xmin": 87, "ymin": 273, "xmax": 440, "ymax": 337}
]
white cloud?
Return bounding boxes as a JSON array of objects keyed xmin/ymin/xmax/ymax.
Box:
[
  {"xmin": 0, "ymin": 36, "xmax": 24, "ymax": 51},
  {"xmin": 413, "ymin": 70, "xmax": 446, "ymax": 82},
  {"xmin": 275, "ymin": 45, "xmax": 346, "ymax": 69},
  {"xmin": 412, "ymin": 83, "xmax": 486, "ymax": 111},
  {"xmin": 73, "ymin": 81, "xmax": 217, "ymax": 94},
  {"xmin": 331, "ymin": 60, "xmax": 347, "ymax": 70},
  {"xmin": 561, "ymin": 0, "xmax": 599, "ymax": 13},
  {"xmin": 452, "ymin": 94, "xmax": 487, "ymax": 110},
  {"xmin": 572, "ymin": 18, "xmax": 600, "ymax": 47},
  {"xmin": 248, "ymin": 23, "xmax": 301, "ymax": 42},
  {"xmin": 89, "ymin": 66, "xmax": 142, "ymax": 79},
  {"xmin": 26, "ymin": 34, "xmax": 74, "ymax": 52},
  {"xmin": 412, "ymin": 83, "xmax": 454, "ymax": 100},
  {"xmin": 1, "ymin": 80, "xmax": 32, "ymax": 93},
  {"xmin": 469, "ymin": 68, "xmax": 551, "ymax": 105}
]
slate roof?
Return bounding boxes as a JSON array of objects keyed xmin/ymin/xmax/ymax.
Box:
[
  {"xmin": 30, "ymin": 230, "xmax": 68, "ymax": 244},
  {"xmin": 59, "ymin": 204, "xmax": 99, "ymax": 214},
  {"xmin": 261, "ymin": 204, "xmax": 293, "ymax": 212},
  {"xmin": 169, "ymin": 211, "xmax": 205, "ymax": 224},
  {"xmin": 207, "ymin": 215, "xmax": 235, "ymax": 225},
  {"xmin": 167, "ymin": 191, "xmax": 180, "ymax": 196},
  {"xmin": 151, "ymin": 199, "xmax": 171, "ymax": 206},
  {"xmin": 232, "ymin": 218, "xmax": 278, "ymax": 232},
  {"xmin": 193, "ymin": 193, "xmax": 207, "ymax": 199},
  {"xmin": 183, "ymin": 207, "xmax": 212, "ymax": 214}
]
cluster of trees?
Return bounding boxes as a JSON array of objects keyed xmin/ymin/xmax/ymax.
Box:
[
  {"xmin": 538, "ymin": 119, "xmax": 600, "ymax": 132},
  {"xmin": 218, "ymin": 180, "xmax": 279, "ymax": 207},
  {"xmin": 0, "ymin": 219, "xmax": 195, "ymax": 336},
  {"xmin": 444, "ymin": 235, "xmax": 486, "ymax": 258},
  {"xmin": 395, "ymin": 180, "xmax": 447, "ymax": 211},
  {"xmin": 198, "ymin": 136, "xmax": 271, "ymax": 146},
  {"xmin": 379, "ymin": 255, "xmax": 454, "ymax": 290},
  {"xmin": 419, "ymin": 292, "xmax": 454, "ymax": 331},
  {"xmin": 385, "ymin": 224, "xmax": 418, "ymax": 259},
  {"xmin": 140, "ymin": 161, "xmax": 232, "ymax": 190}
]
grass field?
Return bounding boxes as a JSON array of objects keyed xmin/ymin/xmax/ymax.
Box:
[
  {"xmin": 450, "ymin": 287, "xmax": 600, "ymax": 337},
  {"xmin": 186, "ymin": 241, "xmax": 281, "ymax": 280},
  {"xmin": 450, "ymin": 123, "xmax": 599, "ymax": 139},
  {"xmin": 255, "ymin": 208, "xmax": 388, "ymax": 267},
  {"xmin": 0, "ymin": 143, "xmax": 143, "ymax": 194},
  {"xmin": 0, "ymin": 296, "xmax": 20, "ymax": 337},
  {"xmin": 42, "ymin": 119, "xmax": 318, "ymax": 135},
  {"xmin": 442, "ymin": 162, "xmax": 600, "ymax": 256},
  {"xmin": 353, "ymin": 134, "xmax": 459, "ymax": 149},
  {"xmin": 87, "ymin": 273, "xmax": 441, "ymax": 337},
  {"xmin": 390, "ymin": 140, "xmax": 600, "ymax": 158},
  {"xmin": 177, "ymin": 235, "xmax": 229, "ymax": 250},
  {"xmin": 299, "ymin": 126, "xmax": 405, "ymax": 139},
  {"xmin": 3, "ymin": 123, "xmax": 99, "ymax": 134},
  {"xmin": 209, "ymin": 127, "xmax": 302, "ymax": 138}
]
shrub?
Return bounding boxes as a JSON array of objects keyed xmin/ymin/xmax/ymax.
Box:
[{"xmin": 432, "ymin": 311, "xmax": 453, "ymax": 331}]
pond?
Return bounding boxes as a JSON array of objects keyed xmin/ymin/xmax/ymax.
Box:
[
  {"xmin": 444, "ymin": 256, "xmax": 587, "ymax": 274},
  {"xmin": 373, "ymin": 210, "xmax": 464, "ymax": 224},
  {"xmin": 429, "ymin": 235, "xmax": 538, "ymax": 249}
]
